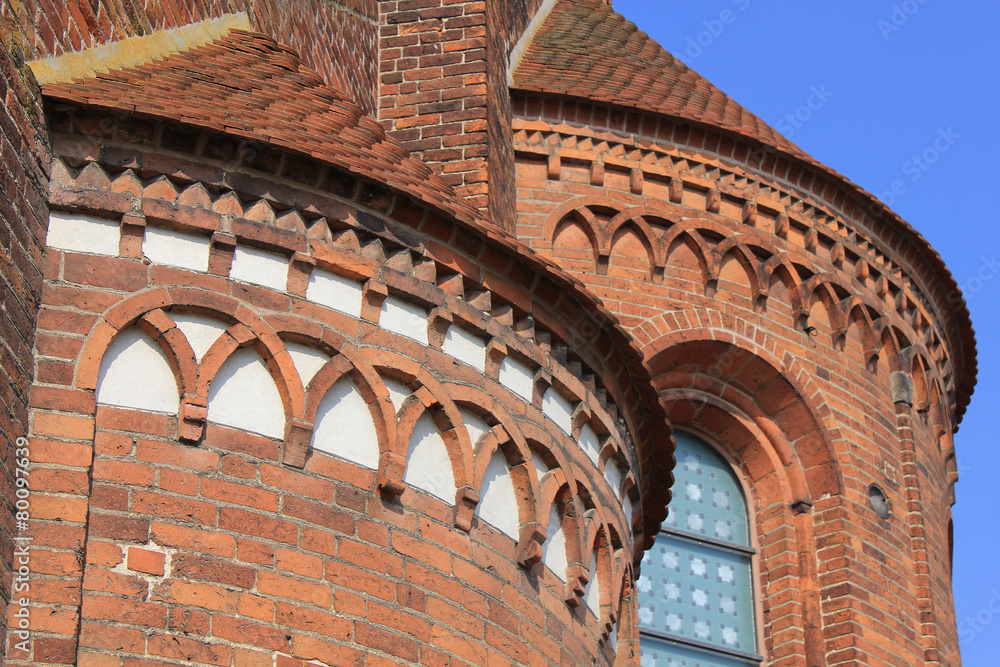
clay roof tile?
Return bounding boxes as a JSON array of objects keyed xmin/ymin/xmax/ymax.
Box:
[{"xmin": 43, "ymin": 29, "xmax": 484, "ymax": 228}]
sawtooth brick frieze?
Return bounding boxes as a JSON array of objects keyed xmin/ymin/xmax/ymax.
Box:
[{"xmin": 0, "ymin": 0, "xmax": 975, "ymax": 664}]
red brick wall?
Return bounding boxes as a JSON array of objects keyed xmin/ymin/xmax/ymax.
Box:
[
  {"xmin": 0, "ymin": 32, "xmax": 50, "ymax": 659},
  {"xmin": 511, "ymin": 94, "xmax": 964, "ymax": 665},
  {"xmin": 378, "ymin": 0, "xmax": 541, "ymax": 231},
  {"xmin": 0, "ymin": 0, "xmax": 379, "ymax": 113},
  {"xmin": 6, "ymin": 107, "xmax": 657, "ymax": 664}
]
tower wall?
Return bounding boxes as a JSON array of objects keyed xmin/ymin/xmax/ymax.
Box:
[
  {"xmin": 5, "ymin": 99, "xmax": 666, "ymax": 664},
  {"xmin": 378, "ymin": 0, "xmax": 542, "ymax": 230},
  {"xmin": 511, "ymin": 93, "xmax": 963, "ymax": 665},
  {"xmin": 0, "ymin": 34, "xmax": 51, "ymax": 658}
]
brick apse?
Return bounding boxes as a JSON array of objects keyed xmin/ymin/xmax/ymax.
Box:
[{"xmin": 0, "ymin": 0, "xmax": 976, "ymax": 665}]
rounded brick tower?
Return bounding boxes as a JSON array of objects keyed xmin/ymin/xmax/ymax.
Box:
[{"xmin": 0, "ymin": 0, "xmax": 975, "ymax": 665}]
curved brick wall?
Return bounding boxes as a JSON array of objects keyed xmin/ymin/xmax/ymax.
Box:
[
  {"xmin": 1, "ymin": 1, "xmax": 976, "ymax": 665},
  {"xmin": 512, "ymin": 93, "xmax": 964, "ymax": 665},
  {"xmin": 8, "ymin": 92, "xmax": 670, "ymax": 664}
]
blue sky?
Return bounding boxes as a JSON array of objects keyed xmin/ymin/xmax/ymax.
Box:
[{"xmin": 611, "ymin": 1, "xmax": 1000, "ymax": 662}]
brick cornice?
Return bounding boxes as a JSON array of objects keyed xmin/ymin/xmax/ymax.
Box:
[{"xmin": 511, "ymin": 106, "xmax": 976, "ymax": 425}]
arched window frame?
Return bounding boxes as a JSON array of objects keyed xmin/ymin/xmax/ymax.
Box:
[{"xmin": 637, "ymin": 429, "xmax": 765, "ymax": 666}]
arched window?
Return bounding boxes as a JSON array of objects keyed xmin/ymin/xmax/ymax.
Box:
[{"xmin": 636, "ymin": 431, "xmax": 762, "ymax": 666}]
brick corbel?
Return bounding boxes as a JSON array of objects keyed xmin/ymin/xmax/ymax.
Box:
[
  {"xmin": 629, "ymin": 168, "xmax": 643, "ymax": 195},
  {"xmin": 282, "ymin": 418, "xmax": 314, "ymax": 468},
  {"xmin": 832, "ymin": 325, "xmax": 847, "ymax": 351},
  {"xmin": 589, "ymin": 162, "xmax": 604, "ymax": 186},
  {"xmin": 565, "ymin": 563, "xmax": 588, "ymax": 607},
  {"xmin": 547, "ymin": 154, "xmax": 561, "ymax": 180},
  {"xmin": 484, "ymin": 339, "xmax": 508, "ymax": 379},
  {"xmin": 596, "ymin": 250, "xmax": 610, "ymax": 275},
  {"xmin": 361, "ymin": 280, "xmax": 388, "ymax": 323},
  {"xmin": 120, "ymin": 214, "xmax": 146, "ymax": 258},
  {"xmin": 668, "ymin": 177, "xmax": 683, "ymax": 203},
  {"xmin": 179, "ymin": 394, "xmax": 207, "ymax": 443},
  {"xmin": 706, "ymin": 188, "xmax": 720, "ymax": 213},
  {"xmin": 753, "ymin": 285, "xmax": 769, "ymax": 313},
  {"xmin": 742, "ymin": 200, "xmax": 757, "ymax": 226},
  {"xmin": 428, "ymin": 307, "xmax": 453, "ymax": 349},
  {"xmin": 209, "ymin": 232, "xmax": 237, "ymax": 277},
  {"xmin": 775, "ymin": 212, "xmax": 790, "ymax": 238},
  {"xmin": 532, "ymin": 370, "xmax": 553, "ymax": 409},
  {"xmin": 287, "ymin": 252, "xmax": 315, "ymax": 297},
  {"xmin": 704, "ymin": 270, "xmax": 719, "ymax": 298},
  {"xmin": 516, "ymin": 523, "xmax": 546, "ymax": 569},
  {"xmin": 570, "ymin": 404, "xmax": 595, "ymax": 440},
  {"xmin": 453, "ymin": 486, "xmax": 480, "ymax": 532},
  {"xmin": 377, "ymin": 450, "xmax": 407, "ymax": 499}
]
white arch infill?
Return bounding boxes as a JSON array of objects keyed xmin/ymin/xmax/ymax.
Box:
[
  {"xmin": 207, "ymin": 347, "xmax": 285, "ymax": 438},
  {"xmin": 311, "ymin": 379, "xmax": 379, "ymax": 469},
  {"xmin": 403, "ymin": 412, "xmax": 456, "ymax": 504},
  {"xmin": 96, "ymin": 328, "xmax": 179, "ymax": 414},
  {"xmin": 475, "ymin": 452, "xmax": 519, "ymax": 539}
]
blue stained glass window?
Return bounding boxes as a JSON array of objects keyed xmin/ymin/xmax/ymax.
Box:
[{"xmin": 637, "ymin": 431, "xmax": 761, "ymax": 665}]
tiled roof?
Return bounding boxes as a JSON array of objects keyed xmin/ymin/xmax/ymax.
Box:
[
  {"xmin": 43, "ymin": 30, "xmax": 485, "ymax": 227},
  {"xmin": 511, "ymin": 0, "xmax": 808, "ymax": 160}
]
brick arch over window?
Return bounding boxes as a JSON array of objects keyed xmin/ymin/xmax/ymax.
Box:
[
  {"xmin": 644, "ymin": 332, "xmax": 840, "ymax": 665},
  {"xmin": 645, "ymin": 334, "xmax": 841, "ymax": 500}
]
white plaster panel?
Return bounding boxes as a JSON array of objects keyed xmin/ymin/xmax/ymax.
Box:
[
  {"xmin": 603, "ymin": 459, "xmax": 622, "ymax": 494},
  {"xmin": 542, "ymin": 504, "xmax": 568, "ymax": 582},
  {"xmin": 230, "ymin": 246, "xmax": 288, "ymax": 291},
  {"xmin": 383, "ymin": 377, "xmax": 412, "ymax": 414},
  {"xmin": 499, "ymin": 356, "xmax": 534, "ymax": 403},
  {"xmin": 474, "ymin": 453, "xmax": 519, "ymax": 539},
  {"xmin": 460, "ymin": 409, "xmax": 490, "ymax": 448},
  {"xmin": 142, "ymin": 226, "xmax": 211, "ymax": 272},
  {"xmin": 623, "ymin": 496, "xmax": 634, "ymax": 529},
  {"xmin": 46, "ymin": 211, "xmax": 120, "ymax": 256},
  {"xmin": 578, "ymin": 423, "xmax": 601, "ymax": 466},
  {"xmin": 403, "ymin": 412, "xmax": 456, "ymax": 504},
  {"xmin": 379, "ymin": 297, "xmax": 428, "ymax": 345},
  {"xmin": 532, "ymin": 451, "xmax": 550, "ymax": 475},
  {"xmin": 442, "ymin": 326, "xmax": 486, "ymax": 372},
  {"xmin": 169, "ymin": 312, "xmax": 228, "ymax": 363},
  {"xmin": 311, "ymin": 379, "xmax": 379, "ymax": 469},
  {"xmin": 207, "ymin": 348, "xmax": 285, "ymax": 438},
  {"xmin": 306, "ymin": 269, "xmax": 362, "ymax": 318},
  {"xmin": 543, "ymin": 387, "xmax": 574, "ymax": 435},
  {"xmin": 96, "ymin": 328, "xmax": 179, "ymax": 414},
  {"xmin": 284, "ymin": 342, "xmax": 330, "ymax": 387},
  {"xmin": 584, "ymin": 552, "xmax": 601, "ymax": 615}
]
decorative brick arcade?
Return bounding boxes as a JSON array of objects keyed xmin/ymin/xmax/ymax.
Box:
[{"xmin": 0, "ymin": 0, "xmax": 975, "ymax": 665}]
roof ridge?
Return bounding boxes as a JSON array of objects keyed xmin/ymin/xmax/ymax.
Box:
[{"xmin": 511, "ymin": 0, "xmax": 806, "ymax": 159}]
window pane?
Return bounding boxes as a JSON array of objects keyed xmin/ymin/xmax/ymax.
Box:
[
  {"xmin": 638, "ymin": 538, "xmax": 755, "ymax": 652},
  {"xmin": 638, "ymin": 431, "xmax": 759, "ymax": 664},
  {"xmin": 661, "ymin": 432, "xmax": 750, "ymax": 547},
  {"xmin": 640, "ymin": 634, "xmax": 756, "ymax": 667}
]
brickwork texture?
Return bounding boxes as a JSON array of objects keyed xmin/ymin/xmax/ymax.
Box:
[{"xmin": 0, "ymin": 0, "xmax": 976, "ymax": 665}]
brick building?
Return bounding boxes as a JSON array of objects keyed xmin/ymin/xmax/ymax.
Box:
[{"xmin": 0, "ymin": 0, "xmax": 976, "ymax": 665}]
